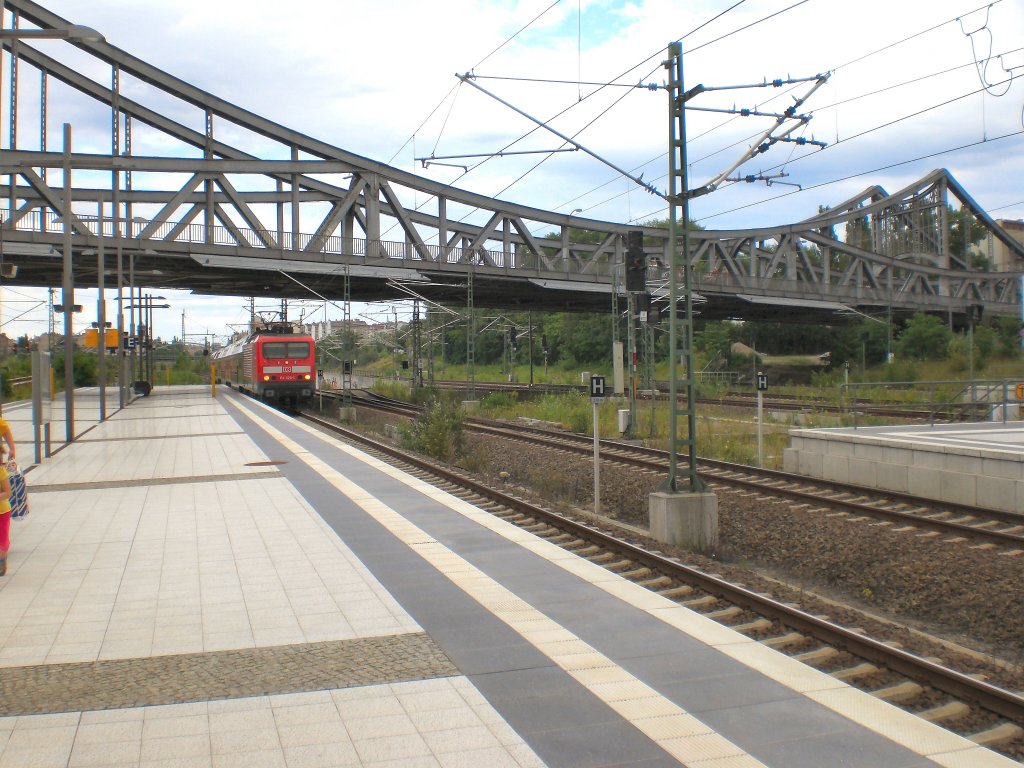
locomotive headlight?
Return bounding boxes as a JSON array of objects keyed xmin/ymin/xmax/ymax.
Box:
[
  {"xmin": 303, "ymin": 374, "xmax": 311, "ymax": 380},
  {"xmin": 263, "ymin": 375, "xmax": 270, "ymax": 381}
]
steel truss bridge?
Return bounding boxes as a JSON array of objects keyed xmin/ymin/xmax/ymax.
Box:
[{"xmin": 1, "ymin": 0, "xmax": 1022, "ymax": 327}]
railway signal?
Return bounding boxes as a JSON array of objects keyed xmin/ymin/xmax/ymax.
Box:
[{"xmin": 625, "ymin": 230, "xmax": 646, "ymax": 293}]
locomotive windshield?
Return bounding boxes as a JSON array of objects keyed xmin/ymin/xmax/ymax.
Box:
[{"xmin": 262, "ymin": 341, "xmax": 310, "ymax": 359}]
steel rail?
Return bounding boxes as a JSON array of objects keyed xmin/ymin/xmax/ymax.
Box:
[
  {"xmin": 298, "ymin": 410, "xmax": 1024, "ymax": 723},
  {"xmin": 342, "ymin": 391, "xmax": 1024, "ymax": 543}
]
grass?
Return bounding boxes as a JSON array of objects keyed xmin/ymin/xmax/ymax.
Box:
[{"xmin": 369, "ymin": 351, "xmax": 1023, "ymax": 469}]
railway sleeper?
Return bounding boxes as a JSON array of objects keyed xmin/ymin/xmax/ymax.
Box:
[
  {"xmin": 500, "ymin": 512, "xmax": 528, "ymax": 522},
  {"xmin": 657, "ymin": 584, "xmax": 695, "ymax": 599},
  {"xmin": 732, "ymin": 618, "xmax": 773, "ymax": 634},
  {"xmin": 705, "ymin": 606, "xmax": 743, "ymax": 621},
  {"xmin": 619, "ymin": 567, "xmax": 654, "ymax": 581},
  {"xmin": 546, "ymin": 533, "xmax": 577, "ymax": 545},
  {"xmin": 761, "ymin": 631, "xmax": 806, "ymax": 649},
  {"xmin": 830, "ymin": 662, "xmax": 879, "ymax": 681},
  {"xmin": 680, "ymin": 595, "xmax": 718, "ymax": 609},
  {"xmin": 604, "ymin": 559, "xmax": 637, "ymax": 573},
  {"xmin": 968, "ymin": 722, "xmax": 1024, "ymax": 747},
  {"xmin": 638, "ymin": 575, "xmax": 674, "ymax": 590},
  {"xmin": 870, "ymin": 681, "xmax": 923, "ymax": 702},
  {"xmin": 793, "ymin": 646, "xmax": 840, "ymax": 664},
  {"xmin": 560, "ymin": 539, "xmax": 589, "ymax": 550},
  {"xmin": 916, "ymin": 701, "xmax": 970, "ymax": 722}
]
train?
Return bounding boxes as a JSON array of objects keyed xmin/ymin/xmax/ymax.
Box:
[{"xmin": 211, "ymin": 324, "xmax": 316, "ymax": 405}]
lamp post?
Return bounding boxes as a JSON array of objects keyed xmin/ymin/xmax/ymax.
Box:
[
  {"xmin": 1, "ymin": 17, "xmax": 105, "ymax": 442},
  {"xmin": 124, "ymin": 296, "xmax": 168, "ymax": 394},
  {"xmin": 62, "ymin": 123, "xmax": 74, "ymax": 443}
]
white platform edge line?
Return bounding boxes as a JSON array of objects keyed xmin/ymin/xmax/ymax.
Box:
[
  {"xmin": 231, "ymin": 392, "xmax": 1017, "ymax": 768},
  {"xmin": 227, "ymin": 394, "xmax": 770, "ymax": 768}
]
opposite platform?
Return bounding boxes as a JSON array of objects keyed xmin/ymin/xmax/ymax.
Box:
[
  {"xmin": 0, "ymin": 385, "xmax": 1016, "ymax": 767},
  {"xmin": 784, "ymin": 421, "xmax": 1024, "ymax": 513}
]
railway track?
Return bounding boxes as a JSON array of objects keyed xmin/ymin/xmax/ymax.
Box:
[
  {"xmin": 344, "ymin": 391, "xmax": 1024, "ymax": 551},
  {"xmin": 296, "ymin": 407, "xmax": 1024, "ymax": 759},
  {"xmin": 357, "ymin": 376, "xmax": 977, "ymax": 421}
]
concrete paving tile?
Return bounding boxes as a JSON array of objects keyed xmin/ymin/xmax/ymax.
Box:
[
  {"xmin": 365, "ymin": 758, "xmax": 441, "ymax": 768},
  {"xmin": 143, "ymin": 703, "xmax": 209, "ymax": 720},
  {"xmin": 343, "ymin": 714, "xmax": 417, "ymax": 741},
  {"xmin": 79, "ymin": 709, "xmax": 144, "ymax": 726},
  {"xmin": 210, "ymin": 750, "xmax": 285, "ymax": 768},
  {"xmin": 209, "ymin": 727, "xmax": 280, "ymax": 755},
  {"xmin": 406, "ymin": 706, "xmax": 486, "ymax": 733},
  {"xmin": 142, "ymin": 715, "xmax": 210, "ymax": 740},
  {"xmin": 269, "ymin": 703, "xmax": 342, "ymax": 728},
  {"xmin": 422, "ymin": 724, "xmax": 503, "ymax": 754},
  {"xmin": 436, "ymin": 747, "xmax": 523, "ymax": 768},
  {"xmin": 352, "ymin": 733, "xmax": 432, "ymax": 763},
  {"xmin": 139, "ymin": 757, "xmax": 215, "ymax": 768},
  {"xmin": 0, "ymin": 745, "xmax": 71, "ymax": 768},
  {"xmin": 139, "ymin": 734, "xmax": 210, "ymax": 762},
  {"xmin": 73, "ymin": 720, "xmax": 144, "ymax": 744},
  {"xmin": 207, "ymin": 708, "xmax": 276, "ymax": 733},
  {"xmin": 281, "ymin": 741, "xmax": 360, "ymax": 768},
  {"xmin": 6, "ymin": 725, "xmax": 77, "ymax": 749},
  {"xmin": 331, "ymin": 694, "xmax": 406, "ymax": 721},
  {"xmin": 274, "ymin": 722, "xmax": 350, "ymax": 749},
  {"xmin": 68, "ymin": 739, "xmax": 141, "ymax": 767}
]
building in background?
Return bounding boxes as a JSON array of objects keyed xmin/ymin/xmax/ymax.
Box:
[{"xmin": 987, "ymin": 219, "xmax": 1024, "ymax": 272}]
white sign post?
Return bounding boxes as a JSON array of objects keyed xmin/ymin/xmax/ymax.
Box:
[
  {"xmin": 756, "ymin": 371, "xmax": 768, "ymax": 467},
  {"xmin": 590, "ymin": 375, "xmax": 606, "ymax": 514}
]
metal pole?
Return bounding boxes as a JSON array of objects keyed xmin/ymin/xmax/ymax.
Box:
[
  {"xmin": 592, "ymin": 399, "xmax": 600, "ymax": 515},
  {"xmin": 665, "ymin": 42, "xmax": 702, "ymax": 492},
  {"xmin": 97, "ymin": 200, "xmax": 106, "ymax": 421},
  {"xmin": 61, "ymin": 122, "xmax": 74, "ymax": 443},
  {"xmin": 146, "ymin": 295, "xmax": 153, "ymax": 385},
  {"xmin": 757, "ymin": 383, "xmax": 764, "ymax": 468},
  {"xmin": 129, "ymin": 254, "xmax": 136, "ymax": 390}
]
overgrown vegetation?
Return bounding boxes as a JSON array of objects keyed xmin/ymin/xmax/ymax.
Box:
[{"xmin": 399, "ymin": 398, "xmax": 465, "ymax": 462}]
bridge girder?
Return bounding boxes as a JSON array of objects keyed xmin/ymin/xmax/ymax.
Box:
[{"xmin": 0, "ymin": 0, "xmax": 1021, "ymax": 326}]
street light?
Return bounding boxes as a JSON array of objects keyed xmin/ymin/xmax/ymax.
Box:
[
  {"xmin": 0, "ymin": 25, "xmax": 104, "ymax": 42},
  {"xmin": 124, "ymin": 296, "xmax": 168, "ymax": 394}
]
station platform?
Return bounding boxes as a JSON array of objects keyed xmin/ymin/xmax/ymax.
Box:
[
  {"xmin": 0, "ymin": 385, "xmax": 1016, "ymax": 767},
  {"xmin": 784, "ymin": 421, "xmax": 1024, "ymax": 513}
]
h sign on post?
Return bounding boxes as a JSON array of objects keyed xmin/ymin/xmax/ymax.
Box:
[
  {"xmin": 756, "ymin": 372, "xmax": 768, "ymax": 391},
  {"xmin": 589, "ymin": 375, "xmax": 605, "ymax": 516}
]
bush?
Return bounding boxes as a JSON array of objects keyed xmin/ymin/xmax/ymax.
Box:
[
  {"xmin": 895, "ymin": 313, "xmax": 952, "ymax": 361},
  {"xmin": 399, "ymin": 398, "xmax": 464, "ymax": 462}
]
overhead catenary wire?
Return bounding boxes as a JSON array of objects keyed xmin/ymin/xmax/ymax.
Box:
[
  {"xmin": 386, "ymin": 0, "xmax": 566, "ymax": 165},
  {"xmin": 563, "ymin": 1, "xmax": 1017, "ymax": 219},
  {"xmin": 384, "ymin": 0, "xmax": 758, "ymax": 238},
  {"xmin": 669, "ymin": 128, "xmax": 1024, "ymax": 225}
]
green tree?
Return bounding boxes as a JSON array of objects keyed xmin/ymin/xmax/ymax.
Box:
[
  {"xmin": 52, "ymin": 349, "xmax": 99, "ymax": 387},
  {"xmin": 995, "ymin": 316, "xmax": 1023, "ymax": 357},
  {"xmin": 895, "ymin": 313, "xmax": 952, "ymax": 360},
  {"xmin": 560, "ymin": 313, "xmax": 612, "ymax": 365}
]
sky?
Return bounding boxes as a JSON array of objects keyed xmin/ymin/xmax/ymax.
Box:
[{"xmin": 2, "ymin": 0, "xmax": 1023, "ymax": 343}]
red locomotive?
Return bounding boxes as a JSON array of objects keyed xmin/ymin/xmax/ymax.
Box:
[{"xmin": 212, "ymin": 323, "xmax": 316, "ymax": 405}]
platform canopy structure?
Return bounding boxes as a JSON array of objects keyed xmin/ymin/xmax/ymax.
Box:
[{"xmin": 0, "ymin": 0, "xmax": 1021, "ymax": 325}]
